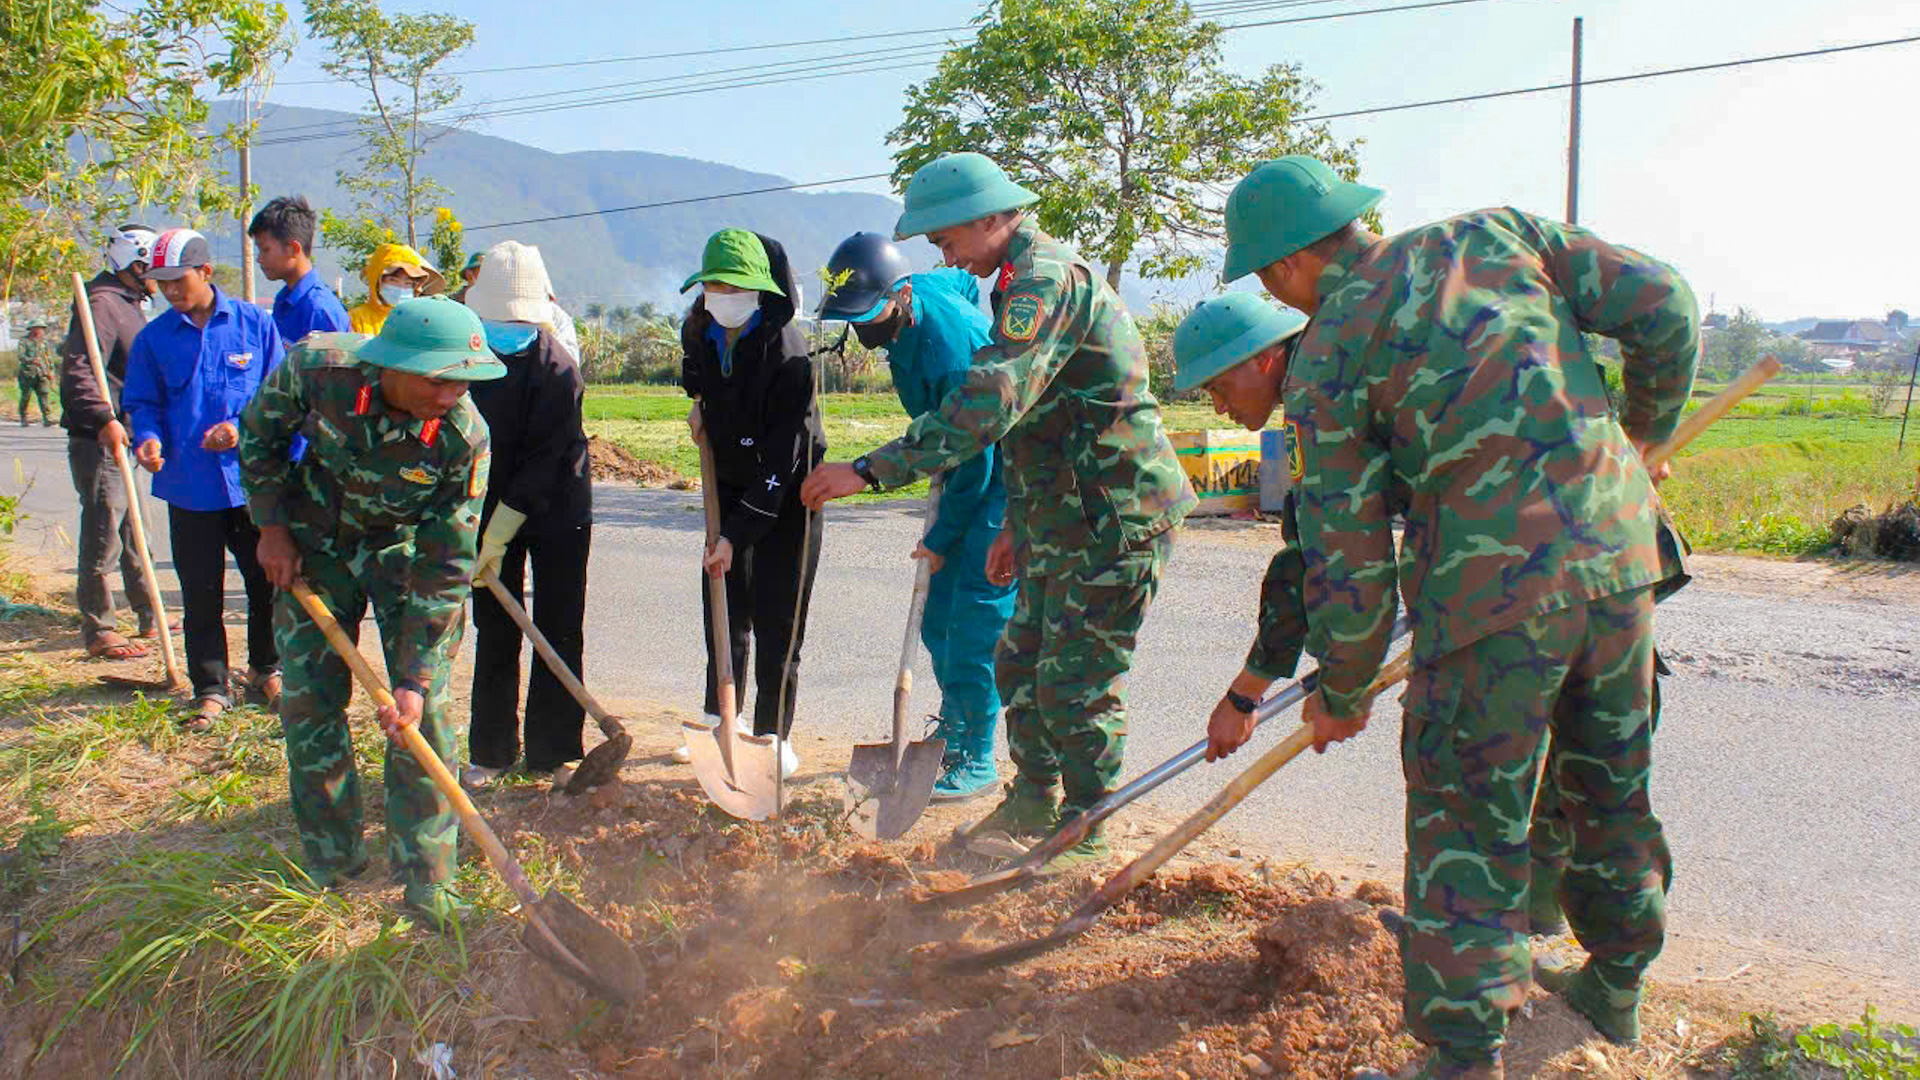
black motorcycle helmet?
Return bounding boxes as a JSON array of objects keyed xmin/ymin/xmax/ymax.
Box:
[{"xmin": 817, "ymin": 232, "xmax": 913, "ymax": 322}]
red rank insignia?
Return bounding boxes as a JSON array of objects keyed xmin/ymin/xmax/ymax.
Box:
[
  {"xmin": 419, "ymin": 418, "xmax": 442, "ymax": 447},
  {"xmin": 352, "ymin": 384, "xmax": 371, "ymax": 415}
]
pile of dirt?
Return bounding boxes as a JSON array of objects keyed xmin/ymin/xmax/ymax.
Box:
[
  {"xmin": 1830, "ymin": 501, "xmax": 1920, "ymax": 561},
  {"xmin": 588, "ymin": 436, "xmax": 691, "ymax": 488}
]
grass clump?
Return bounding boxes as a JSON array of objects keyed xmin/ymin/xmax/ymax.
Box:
[{"xmin": 1664, "ymin": 424, "xmax": 1919, "ymax": 556}]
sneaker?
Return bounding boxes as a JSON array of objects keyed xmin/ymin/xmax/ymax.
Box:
[
  {"xmin": 402, "ymin": 882, "xmax": 472, "ymax": 935},
  {"xmin": 1353, "ymin": 1051, "xmax": 1504, "ymax": 1079},
  {"xmin": 549, "ymin": 763, "xmax": 576, "ymax": 790},
  {"xmin": 1039, "ymin": 834, "xmax": 1111, "ymax": 874},
  {"xmin": 778, "ymin": 737, "xmax": 799, "ymax": 779},
  {"xmin": 461, "ymin": 763, "xmax": 505, "ymax": 789},
  {"xmin": 1533, "ymin": 957, "xmax": 1642, "ymax": 1044}
]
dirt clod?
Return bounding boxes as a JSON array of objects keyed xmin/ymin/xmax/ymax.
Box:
[{"xmin": 588, "ymin": 435, "xmax": 689, "ymax": 487}]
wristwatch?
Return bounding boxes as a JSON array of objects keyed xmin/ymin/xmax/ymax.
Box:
[
  {"xmin": 1224, "ymin": 688, "xmax": 1260, "ymax": 715},
  {"xmin": 850, "ymin": 455, "xmax": 882, "ymax": 491}
]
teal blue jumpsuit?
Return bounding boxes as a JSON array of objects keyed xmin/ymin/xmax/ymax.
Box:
[{"xmin": 886, "ymin": 269, "xmax": 1017, "ymax": 800}]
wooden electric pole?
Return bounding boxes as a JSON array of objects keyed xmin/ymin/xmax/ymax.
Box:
[
  {"xmin": 1567, "ymin": 17, "xmax": 1583, "ymax": 225},
  {"xmin": 1900, "ymin": 339, "xmax": 1918, "ymax": 453}
]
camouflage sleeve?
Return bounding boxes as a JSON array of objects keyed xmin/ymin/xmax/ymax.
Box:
[
  {"xmin": 1287, "ymin": 337, "xmax": 1399, "ymax": 717},
  {"xmin": 863, "ymin": 269, "xmax": 1076, "ymax": 488},
  {"xmin": 1514, "ymin": 210, "xmax": 1700, "ymax": 445},
  {"xmin": 237, "ymin": 356, "xmax": 306, "ymax": 528},
  {"xmin": 1245, "ymin": 498, "xmax": 1307, "ymax": 680},
  {"xmin": 393, "ymin": 435, "xmax": 487, "ymax": 693}
]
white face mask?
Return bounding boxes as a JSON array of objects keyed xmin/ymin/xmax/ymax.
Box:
[
  {"xmin": 704, "ymin": 290, "xmax": 759, "ymax": 329},
  {"xmin": 380, "ymin": 281, "xmax": 415, "ymax": 306}
]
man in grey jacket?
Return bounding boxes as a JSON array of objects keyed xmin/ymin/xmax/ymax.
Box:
[{"xmin": 58, "ymin": 225, "xmax": 164, "ymax": 659}]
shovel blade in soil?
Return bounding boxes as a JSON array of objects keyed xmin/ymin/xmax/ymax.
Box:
[
  {"xmin": 521, "ymin": 889, "xmax": 646, "ymax": 1003},
  {"xmin": 845, "ymin": 736, "xmax": 946, "ymax": 840},
  {"xmin": 564, "ymin": 726, "xmax": 632, "ymax": 795},
  {"xmin": 683, "ymin": 720, "xmax": 782, "ymax": 820}
]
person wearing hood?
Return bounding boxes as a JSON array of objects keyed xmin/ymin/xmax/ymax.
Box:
[
  {"xmin": 348, "ymin": 243, "xmax": 445, "ymax": 335},
  {"xmin": 819, "ymin": 232, "xmax": 1014, "ymax": 803},
  {"xmin": 457, "ymin": 241, "xmax": 593, "ymax": 790},
  {"xmin": 675, "ymin": 228, "xmax": 826, "ymax": 778}
]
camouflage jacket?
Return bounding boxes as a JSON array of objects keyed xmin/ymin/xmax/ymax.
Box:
[
  {"xmin": 237, "ymin": 333, "xmax": 491, "ymax": 692},
  {"xmin": 16, "ymin": 337, "xmax": 53, "ymax": 383},
  {"xmin": 1286, "ymin": 208, "xmax": 1699, "ymax": 714},
  {"xmin": 865, "ymin": 218, "xmax": 1195, "ymax": 574}
]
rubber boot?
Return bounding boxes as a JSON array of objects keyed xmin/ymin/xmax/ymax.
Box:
[
  {"xmin": 959, "ymin": 776, "xmax": 1060, "ymax": 853},
  {"xmin": 1352, "ymin": 1051, "xmax": 1504, "ymax": 1080},
  {"xmin": 1527, "ymin": 863, "xmax": 1569, "ymax": 937},
  {"xmin": 930, "ymin": 710, "xmax": 999, "ymax": 803},
  {"xmin": 1533, "ymin": 957, "xmax": 1642, "ymax": 1044}
]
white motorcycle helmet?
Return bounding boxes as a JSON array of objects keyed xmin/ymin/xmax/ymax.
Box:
[{"xmin": 106, "ymin": 224, "xmax": 158, "ymax": 274}]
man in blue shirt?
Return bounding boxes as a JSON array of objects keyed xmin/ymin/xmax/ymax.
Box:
[
  {"xmin": 821, "ymin": 233, "xmax": 1016, "ymax": 803},
  {"xmin": 124, "ymin": 228, "xmax": 286, "ymax": 728},
  {"xmin": 248, "ymin": 195, "xmax": 350, "ymax": 345}
]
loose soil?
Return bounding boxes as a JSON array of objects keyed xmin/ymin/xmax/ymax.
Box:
[
  {"xmin": 0, "ymin": 543, "xmax": 1903, "ymax": 1078},
  {"xmin": 591, "ymin": 435, "xmax": 692, "ymax": 488}
]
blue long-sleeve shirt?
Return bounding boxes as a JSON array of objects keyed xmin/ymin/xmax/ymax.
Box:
[
  {"xmin": 271, "ymin": 268, "xmax": 350, "ymax": 344},
  {"xmin": 124, "ymin": 286, "xmax": 285, "ymax": 511},
  {"xmin": 885, "ymin": 269, "xmax": 1004, "ymax": 554}
]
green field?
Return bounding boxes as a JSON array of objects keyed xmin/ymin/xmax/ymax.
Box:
[{"xmin": 586, "ymin": 384, "xmax": 1920, "ymax": 555}]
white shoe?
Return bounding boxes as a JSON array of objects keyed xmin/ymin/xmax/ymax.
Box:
[
  {"xmin": 461, "ymin": 763, "xmax": 504, "ymax": 789},
  {"xmin": 671, "ymin": 714, "xmax": 725, "ymax": 765},
  {"xmin": 778, "ymin": 737, "xmax": 799, "ymax": 779},
  {"xmin": 550, "ymin": 764, "xmax": 576, "ymax": 790}
]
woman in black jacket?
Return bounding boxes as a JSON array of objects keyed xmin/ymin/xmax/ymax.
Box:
[
  {"xmin": 459, "ymin": 242, "xmax": 594, "ymax": 788},
  {"xmin": 675, "ymin": 228, "xmax": 826, "ymax": 777}
]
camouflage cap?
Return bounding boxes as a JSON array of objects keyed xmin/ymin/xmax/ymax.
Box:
[
  {"xmin": 1222, "ymin": 156, "xmax": 1383, "ymax": 283},
  {"xmin": 1172, "ymin": 292, "xmax": 1308, "ymax": 392},
  {"xmin": 355, "ymin": 297, "xmax": 506, "ymax": 380}
]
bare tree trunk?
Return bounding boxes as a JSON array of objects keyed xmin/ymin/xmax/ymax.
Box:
[{"xmin": 1105, "ymin": 262, "xmax": 1123, "ymax": 291}]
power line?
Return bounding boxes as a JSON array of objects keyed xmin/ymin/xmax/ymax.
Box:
[{"xmin": 461, "ymin": 31, "xmax": 1920, "ymax": 233}]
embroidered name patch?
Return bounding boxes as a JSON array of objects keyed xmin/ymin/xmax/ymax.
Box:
[
  {"xmin": 225, "ymin": 352, "xmax": 252, "ymax": 369},
  {"xmin": 399, "ymin": 466, "xmax": 435, "ymax": 486},
  {"xmin": 1000, "ymin": 292, "xmax": 1043, "ymax": 343}
]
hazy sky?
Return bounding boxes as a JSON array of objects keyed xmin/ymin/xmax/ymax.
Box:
[{"xmin": 260, "ymin": 0, "xmax": 1918, "ymax": 321}]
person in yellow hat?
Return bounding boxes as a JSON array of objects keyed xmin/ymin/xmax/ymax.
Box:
[{"xmin": 348, "ymin": 243, "xmax": 446, "ymax": 335}]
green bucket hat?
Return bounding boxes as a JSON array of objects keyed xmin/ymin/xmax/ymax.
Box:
[
  {"xmin": 1221, "ymin": 155, "xmax": 1384, "ymax": 283},
  {"xmin": 1172, "ymin": 292, "xmax": 1309, "ymax": 393},
  {"xmin": 355, "ymin": 297, "xmax": 507, "ymax": 380},
  {"xmin": 893, "ymin": 152, "xmax": 1040, "ymax": 240},
  {"xmin": 680, "ymin": 228, "xmax": 784, "ymax": 294}
]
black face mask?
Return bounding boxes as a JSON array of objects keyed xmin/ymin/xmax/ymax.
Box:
[{"xmin": 852, "ymin": 306, "xmax": 906, "ymax": 350}]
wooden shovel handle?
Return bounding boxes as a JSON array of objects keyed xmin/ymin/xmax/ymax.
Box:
[
  {"xmin": 693, "ymin": 403, "xmax": 740, "ymax": 756},
  {"xmin": 1646, "ymin": 355, "xmax": 1781, "ymax": 470},
  {"xmin": 892, "ymin": 476, "xmax": 944, "ymax": 755},
  {"xmin": 477, "ymin": 570, "xmax": 611, "ymax": 726},
  {"xmin": 71, "ymin": 272, "xmax": 183, "ymax": 691}
]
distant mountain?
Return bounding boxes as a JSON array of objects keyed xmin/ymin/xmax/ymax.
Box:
[{"xmin": 201, "ymin": 102, "xmax": 906, "ymax": 311}]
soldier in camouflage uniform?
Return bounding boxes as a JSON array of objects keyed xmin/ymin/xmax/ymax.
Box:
[
  {"xmin": 801, "ymin": 153, "xmax": 1196, "ymax": 866},
  {"xmin": 16, "ymin": 323, "xmax": 56, "ymax": 426},
  {"xmin": 238, "ymin": 297, "xmax": 505, "ymax": 930},
  {"xmin": 1219, "ymin": 156, "xmax": 1700, "ymax": 1079}
]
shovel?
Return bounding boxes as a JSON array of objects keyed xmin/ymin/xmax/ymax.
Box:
[
  {"xmin": 937, "ymin": 355, "xmax": 1786, "ymax": 974},
  {"xmin": 682, "ymin": 405, "xmax": 782, "ymax": 820},
  {"xmin": 846, "ymin": 476, "xmax": 949, "ymax": 839},
  {"xmin": 919, "ymin": 614, "xmax": 1412, "ymax": 912},
  {"xmin": 287, "ymin": 579, "xmax": 644, "ymax": 1003},
  {"xmin": 474, "ymin": 569, "xmax": 631, "ymax": 795},
  {"xmin": 70, "ymin": 271, "xmax": 186, "ymax": 695}
]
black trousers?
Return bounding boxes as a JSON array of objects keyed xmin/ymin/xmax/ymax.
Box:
[
  {"xmin": 66, "ymin": 437, "xmax": 156, "ymax": 644},
  {"xmin": 469, "ymin": 523, "xmax": 591, "ymax": 771},
  {"xmin": 166, "ymin": 504, "xmax": 277, "ymax": 702},
  {"xmin": 700, "ymin": 490, "xmax": 823, "ymax": 737}
]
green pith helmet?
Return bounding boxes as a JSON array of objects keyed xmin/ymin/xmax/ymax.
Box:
[
  {"xmin": 893, "ymin": 152, "xmax": 1040, "ymax": 240},
  {"xmin": 680, "ymin": 228, "xmax": 784, "ymax": 294},
  {"xmin": 1172, "ymin": 293, "xmax": 1309, "ymax": 393},
  {"xmin": 355, "ymin": 297, "xmax": 507, "ymax": 380},
  {"xmin": 1221, "ymin": 155, "xmax": 1384, "ymax": 283}
]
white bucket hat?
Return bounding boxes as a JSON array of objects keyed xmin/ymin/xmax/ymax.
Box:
[{"xmin": 464, "ymin": 240, "xmax": 556, "ymax": 323}]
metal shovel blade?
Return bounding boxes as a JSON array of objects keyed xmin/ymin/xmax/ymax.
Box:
[
  {"xmin": 522, "ymin": 889, "xmax": 646, "ymax": 1003},
  {"xmin": 563, "ymin": 720, "xmax": 632, "ymax": 795},
  {"xmin": 682, "ymin": 719, "xmax": 782, "ymax": 821},
  {"xmin": 845, "ymin": 735, "xmax": 946, "ymax": 840}
]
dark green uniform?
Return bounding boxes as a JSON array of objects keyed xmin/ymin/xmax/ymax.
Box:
[
  {"xmin": 864, "ymin": 219, "xmax": 1196, "ymax": 817},
  {"xmin": 16, "ymin": 334, "xmax": 54, "ymax": 425},
  {"xmin": 238, "ymin": 333, "xmax": 490, "ymax": 901}
]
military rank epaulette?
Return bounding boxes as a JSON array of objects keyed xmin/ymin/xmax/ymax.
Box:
[{"xmin": 297, "ymin": 332, "xmax": 372, "ymax": 368}]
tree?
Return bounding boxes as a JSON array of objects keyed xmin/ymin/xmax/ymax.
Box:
[
  {"xmin": 889, "ymin": 0, "xmax": 1364, "ymax": 289},
  {"xmin": 0, "ymin": 0, "xmax": 290, "ymax": 301},
  {"xmin": 1889, "ymin": 310, "xmax": 1911, "ymax": 334},
  {"xmin": 305, "ymin": 0, "xmax": 473, "ymax": 251},
  {"xmin": 1703, "ymin": 306, "xmax": 1768, "ymax": 378}
]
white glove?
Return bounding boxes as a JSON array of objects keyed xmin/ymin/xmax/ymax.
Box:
[{"xmin": 473, "ymin": 505, "xmax": 527, "ymax": 583}]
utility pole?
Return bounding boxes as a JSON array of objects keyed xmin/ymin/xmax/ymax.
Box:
[
  {"xmin": 1567, "ymin": 16, "xmax": 1583, "ymax": 225},
  {"xmin": 1900, "ymin": 339, "xmax": 1919, "ymax": 453},
  {"xmin": 238, "ymin": 90, "xmax": 256, "ymax": 304}
]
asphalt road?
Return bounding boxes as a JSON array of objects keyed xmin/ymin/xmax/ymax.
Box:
[{"xmin": 6, "ymin": 422, "xmax": 1916, "ymax": 994}]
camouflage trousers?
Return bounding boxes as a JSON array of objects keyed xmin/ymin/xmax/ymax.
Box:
[
  {"xmin": 996, "ymin": 532, "xmax": 1170, "ymax": 813},
  {"xmin": 276, "ymin": 543, "xmax": 462, "ymax": 890},
  {"xmin": 1399, "ymin": 584, "xmax": 1670, "ymax": 1059}
]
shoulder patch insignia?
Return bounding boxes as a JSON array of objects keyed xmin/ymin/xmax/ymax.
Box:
[
  {"xmin": 999, "ymin": 292, "xmax": 1044, "ymax": 343},
  {"xmin": 399, "ymin": 465, "xmax": 435, "ymax": 486},
  {"xmin": 469, "ymin": 450, "xmax": 489, "ymax": 498},
  {"xmin": 1286, "ymin": 418, "xmax": 1306, "ymax": 482}
]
